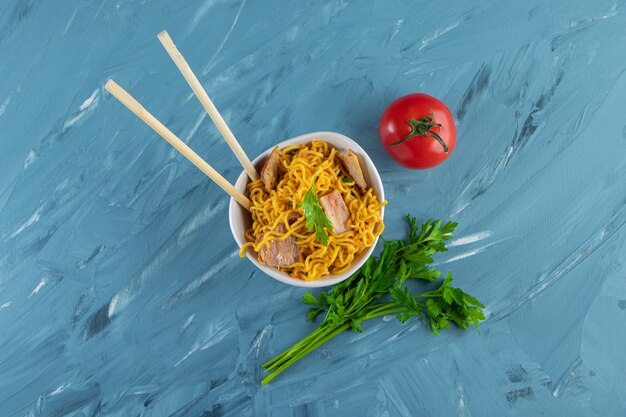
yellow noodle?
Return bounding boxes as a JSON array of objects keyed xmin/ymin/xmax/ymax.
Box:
[{"xmin": 239, "ymin": 141, "xmax": 386, "ymax": 281}]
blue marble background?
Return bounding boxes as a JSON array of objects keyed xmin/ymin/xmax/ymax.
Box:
[{"xmin": 1, "ymin": 0, "xmax": 625, "ymax": 415}]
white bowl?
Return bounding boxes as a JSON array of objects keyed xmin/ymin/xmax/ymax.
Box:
[{"xmin": 229, "ymin": 131, "xmax": 385, "ymax": 288}]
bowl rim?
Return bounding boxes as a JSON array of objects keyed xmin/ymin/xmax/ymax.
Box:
[{"xmin": 228, "ymin": 131, "xmax": 385, "ymax": 288}]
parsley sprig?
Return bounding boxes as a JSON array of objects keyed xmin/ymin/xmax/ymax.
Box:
[
  {"xmin": 261, "ymin": 215, "xmax": 485, "ymax": 384},
  {"xmin": 298, "ymin": 172, "xmax": 333, "ymax": 246}
]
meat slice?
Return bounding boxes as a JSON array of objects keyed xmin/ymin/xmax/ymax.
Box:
[
  {"xmin": 338, "ymin": 149, "xmax": 367, "ymax": 192},
  {"xmin": 260, "ymin": 147, "xmax": 281, "ymax": 192},
  {"xmin": 319, "ymin": 190, "xmax": 350, "ymax": 234},
  {"xmin": 256, "ymin": 224, "xmax": 299, "ymax": 268}
]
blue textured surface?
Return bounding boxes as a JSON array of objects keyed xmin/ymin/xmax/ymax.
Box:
[{"xmin": 1, "ymin": 0, "xmax": 625, "ymax": 415}]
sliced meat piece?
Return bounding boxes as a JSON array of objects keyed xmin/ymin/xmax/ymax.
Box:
[
  {"xmin": 338, "ymin": 149, "xmax": 367, "ymax": 192},
  {"xmin": 256, "ymin": 223, "xmax": 299, "ymax": 268},
  {"xmin": 319, "ymin": 190, "xmax": 350, "ymax": 234},
  {"xmin": 260, "ymin": 147, "xmax": 281, "ymax": 192}
]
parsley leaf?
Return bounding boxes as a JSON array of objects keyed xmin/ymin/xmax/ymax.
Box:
[{"xmin": 298, "ymin": 172, "xmax": 333, "ymax": 246}]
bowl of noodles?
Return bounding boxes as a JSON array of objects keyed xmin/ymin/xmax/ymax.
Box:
[{"xmin": 229, "ymin": 131, "xmax": 386, "ymax": 287}]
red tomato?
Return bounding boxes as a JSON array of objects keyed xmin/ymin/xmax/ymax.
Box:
[{"xmin": 379, "ymin": 93, "xmax": 456, "ymax": 169}]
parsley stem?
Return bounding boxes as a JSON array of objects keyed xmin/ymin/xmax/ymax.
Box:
[
  {"xmin": 261, "ymin": 323, "xmax": 350, "ymax": 385},
  {"xmin": 262, "ymin": 325, "xmax": 336, "ymax": 370},
  {"xmin": 362, "ymin": 304, "xmax": 406, "ymax": 320},
  {"xmin": 261, "ymin": 305, "xmax": 409, "ymax": 384},
  {"xmin": 263, "ymin": 304, "xmax": 408, "ymax": 383}
]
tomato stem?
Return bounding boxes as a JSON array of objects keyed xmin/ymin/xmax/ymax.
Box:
[{"xmin": 389, "ymin": 115, "xmax": 448, "ymax": 152}]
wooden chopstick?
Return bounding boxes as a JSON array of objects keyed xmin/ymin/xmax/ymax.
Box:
[
  {"xmin": 157, "ymin": 30, "xmax": 260, "ymax": 181},
  {"xmin": 105, "ymin": 79, "xmax": 252, "ymax": 212}
]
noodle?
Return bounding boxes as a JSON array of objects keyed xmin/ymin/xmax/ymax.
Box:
[{"xmin": 239, "ymin": 141, "xmax": 386, "ymax": 281}]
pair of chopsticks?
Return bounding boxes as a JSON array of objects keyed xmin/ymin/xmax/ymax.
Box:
[{"xmin": 105, "ymin": 30, "xmax": 256, "ymax": 211}]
